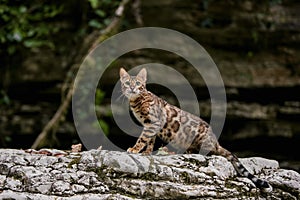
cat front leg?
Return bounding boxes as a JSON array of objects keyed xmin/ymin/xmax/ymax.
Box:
[
  {"xmin": 143, "ymin": 136, "xmax": 156, "ymax": 155},
  {"xmin": 127, "ymin": 127, "xmax": 157, "ymax": 155}
]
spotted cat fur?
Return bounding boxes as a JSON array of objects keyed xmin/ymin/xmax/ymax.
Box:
[{"xmin": 120, "ymin": 67, "xmax": 272, "ymax": 192}]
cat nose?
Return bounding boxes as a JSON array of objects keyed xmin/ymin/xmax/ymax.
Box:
[{"xmin": 130, "ymin": 87, "xmax": 135, "ymax": 92}]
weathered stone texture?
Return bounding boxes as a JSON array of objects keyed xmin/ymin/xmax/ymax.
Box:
[{"xmin": 0, "ymin": 149, "xmax": 299, "ymax": 199}]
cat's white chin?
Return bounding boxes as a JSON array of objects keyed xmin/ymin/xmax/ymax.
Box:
[{"xmin": 127, "ymin": 93, "xmax": 140, "ymax": 100}]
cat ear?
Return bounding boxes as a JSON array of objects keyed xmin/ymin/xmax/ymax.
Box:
[
  {"xmin": 119, "ymin": 68, "xmax": 129, "ymax": 79},
  {"xmin": 137, "ymin": 68, "xmax": 147, "ymax": 82}
]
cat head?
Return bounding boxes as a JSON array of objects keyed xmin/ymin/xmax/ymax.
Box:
[{"xmin": 119, "ymin": 68, "xmax": 147, "ymax": 99}]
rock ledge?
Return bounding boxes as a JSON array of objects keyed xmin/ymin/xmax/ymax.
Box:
[{"xmin": 0, "ymin": 149, "xmax": 299, "ymax": 199}]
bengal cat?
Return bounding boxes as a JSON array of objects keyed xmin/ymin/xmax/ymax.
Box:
[{"xmin": 119, "ymin": 67, "xmax": 272, "ymax": 191}]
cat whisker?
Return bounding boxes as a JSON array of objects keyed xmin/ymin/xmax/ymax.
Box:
[
  {"xmin": 115, "ymin": 93, "xmax": 124, "ymax": 102},
  {"xmin": 115, "ymin": 90, "xmax": 128, "ymax": 105},
  {"xmin": 116, "ymin": 93, "xmax": 127, "ymax": 104},
  {"xmin": 121, "ymin": 94, "xmax": 127, "ymax": 105}
]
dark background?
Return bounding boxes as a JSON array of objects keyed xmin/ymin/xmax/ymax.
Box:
[{"xmin": 0, "ymin": 0, "xmax": 299, "ymax": 172}]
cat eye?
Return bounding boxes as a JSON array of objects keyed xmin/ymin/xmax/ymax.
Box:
[
  {"xmin": 124, "ymin": 81, "xmax": 130, "ymax": 86},
  {"xmin": 136, "ymin": 81, "xmax": 141, "ymax": 86}
]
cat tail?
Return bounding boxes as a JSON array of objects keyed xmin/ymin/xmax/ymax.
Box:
[{"xmin": 217, "ymin": 146, "xmax": 272, "ymax": 192}]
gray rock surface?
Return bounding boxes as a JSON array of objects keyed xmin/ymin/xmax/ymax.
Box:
[{"xmin": 0, "ymin": 149, "xmax": 299, "ymax": 199}]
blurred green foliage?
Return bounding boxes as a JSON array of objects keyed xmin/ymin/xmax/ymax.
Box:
[
  {"xmin": 87, "ymin": 0, "xmax": 120, "ymax": 29},
  {"xmin": 0, "ymin": 90, "xmax": 10, "ymax": 105},
  {"xmin": 95, "ymin": 88, "xmax": 110, "ymax": 136},
  {"xmin": 95, "ymin": 88, "xmax": 106, "ymax": 106},
  {"xmin": 0, "ymin": 0, "xmax": 121, "ymax": 141},
  {"xmin": 0, "ymin": 0, "xmax": 63, "ymax": 55},
  {"xmin": 0, "ymin": 0, "xmax": 121, "ymax": 66}
]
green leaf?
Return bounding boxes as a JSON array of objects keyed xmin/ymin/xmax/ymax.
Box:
[
  {"xmin": 5, "ymin": 136, "xmax": 12, "ymax": 142},
  {"xmin": 3, "ymin": 95, "xmax": 10, "ymax": 105},
  {"xmin": 95, "ymin": 89, "xmax": 105, "ymax": 105},
  {"xmin": 0, "ymin": 90, "xmax": 10, "ymax": 105},
  {"xmin": 95, "ymin": 9, "xmax": 106, "ymax": 17},
  {"xmin": 13, "ymin": 32, "xmax": 22, "ymax": 42},
  {"xmin": 19, "ymin": 6, "xmax": 27, "ymax": 13},
  {"xmin": 103, "ymin": 18, "xmax": 111, "ymax": 26},
  {"xmin": 88, "ymin": 19, "xmax": 103, "ymax": 29},
  {"xmin": 99, "ymin": 120, "xmax": 109, "ymax": 136},
  {"xmin": 0, "ymin": 34, "xmax": 6, "ymax": 43},
  {"xmin": 88, "ymin": 0, "xmax": 99, "ymax": 9},
  {"xmin": 23, "ymin": 39, "xmax": 43, "ymax": 48},
  {"xmin": 27, "ymin": 30, "xmax": 35, "ymax": 37},
  {"xmin": 24, "ymin": 39, "xmax": 54, "ymax": 49}
]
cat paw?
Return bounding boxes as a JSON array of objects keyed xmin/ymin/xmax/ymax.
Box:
[
  {"xmin": 142, "ymin": 151, "xmax": 152, "ymax": 155},
  {"xmin": 127, "ymin": 147, "xmax": 139, "ymax": 153}
]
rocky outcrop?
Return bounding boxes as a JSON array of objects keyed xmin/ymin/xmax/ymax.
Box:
[{"xmin": 0, "ymin": 149, "xmax": 299, "ymax": 199}]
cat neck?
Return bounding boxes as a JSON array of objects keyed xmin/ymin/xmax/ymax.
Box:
[{"xmin": 128, "ymin": 90, "xmax": 150, "ymax": 102}]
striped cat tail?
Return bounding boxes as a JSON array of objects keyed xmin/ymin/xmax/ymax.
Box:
[{"xmin": 216, "ymin": 146, "xmax": 272, "ymax": 192}]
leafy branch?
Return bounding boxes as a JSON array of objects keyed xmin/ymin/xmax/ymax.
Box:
[
  {"xmin": 31, "ymin": 0, "xmax": 133, "ymax": 149},
  {"xmin": 0, "ymin": 1, "xmax": 63, "ymax": 55}
]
